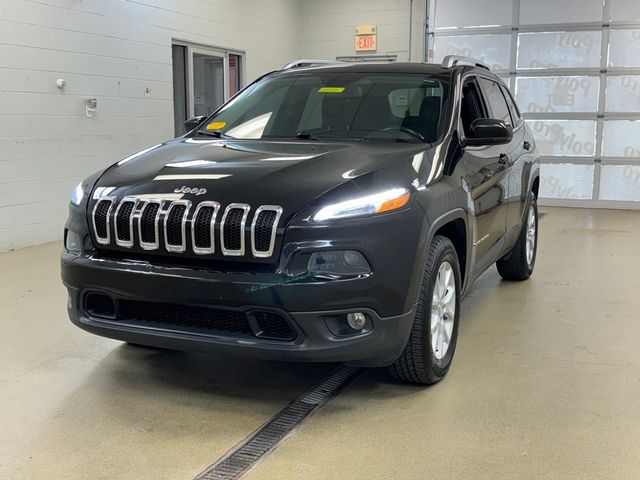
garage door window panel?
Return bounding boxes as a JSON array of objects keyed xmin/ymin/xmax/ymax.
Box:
[
  {"xmin": 605, "ymin": 76, "xmax": 640, "ymax": 112},
  {"xmin": 602, "ymin": 121, "xmax": 640, "ymax": 158},
  {"xmin": 516, "ymin": 76, "xmax": 600, "ymax": 113},
  {"xmin": 540, "ymin": 163, "xmax": 594, "ymax": 199},
  {"xmin": 434, "ymin": 0, "xmax": 513, "ymax": 29},
  {"xmin": 517, "ymin": 32, "xmax": 602, "ymax": 69},
  {"xmin": 527, "ymin": 120, "xmax": 597, "ymax": 157},
  {"xmin": 434, "ymin": 35, "xmax": 511, "ymax": 71},
  {"xmin": 609, "ymin": 0, "xmax": 640, "ymax": 22},
  {"xmin": 599, "ymin": 165, "xmax": 640, "ymax": 201},
  {"xmin": 519, "ymin": 0, "xmax": 604, "ymax": 25},
  {"xmin": 608, "ymin": 30, "xmax": 640, "ymax": 67}
]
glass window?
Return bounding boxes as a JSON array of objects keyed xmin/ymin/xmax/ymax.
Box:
[
  {"xmin": 434, "ymin": 35, "xmax": 511, "ymax": 71},
  {"xmin": 192, "ymin": 53, "xmax": 225, "ymax": 117},
  {"xmin": 527, "ymin": 120, "xmax": 597, "ymax": 156},
  {"xmin": 517, "ymin": 32, "xmax": 602, "ymax": 69},
  {"xmin": 602, "ymin": 121, "xmax": 640, "ymax": 157},
  {"xmin": 516, "ymin": 76, "xmax": 599, "ymax": 113},
  {"xmin": 501, "ymin": 85, "xmax": 522, "ymax": 126},
  {"xmin": 519, "ymin": 0, "xmax": 603, "ymax": 24},
  {"xmin": 608, "ymin": 30, "xmax": 640, "ymax": 67},
  {"xmin": 540, "ymin": 164, "xmax": 594, "ymax": 199},
  {"xmin": 202, "ymin": 73, "xmax": 449, "ymax": 143},
  {"xmin": 609, "ymin": 0, "xmax": 640, "ymax": 22},
  {"xmin": 605, "ymin": 76, "xmax": 640, "ymax": 112},
  {"xmin": 478, "ymin": 78, "xmax": 512, "ymax": 126},
  {"xmin": 599, "ymin": 165, "xmax": 640, "ymax": 201},
  {"xmin": 460, "ymin": 80, "xmax": 486, "ymax": 136},
  {"xmin": 172, "ymin": 45, "xmax": 188, "ymax": 137},
  {"xmin": 434, "ymin": 0, "xmax": 513, "ymax": 29}
]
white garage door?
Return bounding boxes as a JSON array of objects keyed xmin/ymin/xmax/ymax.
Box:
[{"xmin": 427, "ymin": 0, "xmax": 640, "ymax": 208}]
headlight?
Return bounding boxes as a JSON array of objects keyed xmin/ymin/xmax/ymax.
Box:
[
  {"xmin": 70, "ymin": 182, "xmax": 85, "ymax": 206},
  {"xmin": 312, "ymin": 187, "xmax": 411, "ymax": 222}
]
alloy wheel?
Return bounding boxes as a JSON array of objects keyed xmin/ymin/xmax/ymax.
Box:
[
  {"xmin": 431, "ymin": 261, "xmax": 456, "ymax": 360},
  {"xmin": 525, "ymin": 205, "xmax": 536, "ymax": 266}
]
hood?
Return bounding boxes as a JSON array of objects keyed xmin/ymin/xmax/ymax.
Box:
[{"xmin": 92, "ymin": 137, "xmax": 433, "ymax": 223}]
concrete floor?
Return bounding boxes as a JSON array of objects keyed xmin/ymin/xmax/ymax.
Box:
[{"xmin": 1, "ymin": 207, "xmax": 639, "ymax": 479}]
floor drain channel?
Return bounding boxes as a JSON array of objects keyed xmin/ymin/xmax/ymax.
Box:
[{"xmin": 194, "ymin": 365, "xmax": 360, "ymax": 480}]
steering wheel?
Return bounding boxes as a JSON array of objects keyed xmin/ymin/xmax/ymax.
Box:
[{"xmin": 379, "ymin": 126, "xmax": 426, "ymax": 142}]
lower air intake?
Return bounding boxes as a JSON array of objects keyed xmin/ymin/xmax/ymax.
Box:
[
  {"xmin": 82, "ymin": 293, "xmax": 297, "ymax": 341},
  {"xmin": 85, "ymin": 292, "xmax": 116, "ymax": 318}
]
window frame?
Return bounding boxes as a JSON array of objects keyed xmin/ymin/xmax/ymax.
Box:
[{"xmin": 458, "ymin": 75, "xmax": 489, "ymax": 139}]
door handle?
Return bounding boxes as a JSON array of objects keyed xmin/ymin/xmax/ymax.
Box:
[
  {"xmin": 523, "ymin": 140, "xmax": 531, "ymax": 151},
  {"xmin": 498, "ymin": 153, "xmax": 510, "ymax": 165}
]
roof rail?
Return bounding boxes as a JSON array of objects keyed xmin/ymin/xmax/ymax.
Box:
[
  {"xmin": 441, "ymin": 55, "xmax": 490, "ymax": 70},
  {"xmin": 280, "ymin": 59, "xmax": 338, "ymax": 70}
]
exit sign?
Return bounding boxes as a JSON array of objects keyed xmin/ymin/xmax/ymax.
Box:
[{"xmin": 355, "ymin": 24, "xmax": 377, "ymax": 52}]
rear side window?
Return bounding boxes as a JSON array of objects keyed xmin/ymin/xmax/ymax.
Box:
[
  {"xmin": 478, "ymin": 78, "xmax": 512, "ymax": 126},
  {"xmin": 501, "ymin": 85, "xmax": 523, "ymax": 127}
]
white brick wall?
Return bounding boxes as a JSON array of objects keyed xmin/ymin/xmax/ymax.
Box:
[
  {"xmin": 0, "ymin": 0, "xmax": 425, "ymax": 251},
  {"xmin": 298, "ymin": 0, "xmax": 426, "ymax": 62}
]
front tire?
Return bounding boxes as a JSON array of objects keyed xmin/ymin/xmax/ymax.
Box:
[
  {"xmin": 388, "ymin": 235, "xmax": 461, "ymax": 385},
  {"xmin": 497, "ymin": 193, "xmax": 538, "ymax": 281}
]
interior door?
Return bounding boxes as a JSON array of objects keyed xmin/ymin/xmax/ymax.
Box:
[{"xmin": 459, "ymin": 77, "xmax": 511, "ymax": 276}]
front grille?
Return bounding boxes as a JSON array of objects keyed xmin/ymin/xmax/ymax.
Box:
[
  {"xmin": 82, "ymin": 293, "xmax": 296, "ymax": 341},
  {"xmin": 164, "ymin": 202, "xmax": 189, "ymax": 251},
  {"xmin": 91, "ymin": 198, "xmax": 280, "ymax": 259},
  {"xmin": 224, "ymin": 209, "xmax": 244, "ymax": 250},
  {"xmin": 115, "ymin": 199, "xmax": 135, "ymax": 245},
  {"xmin": 139, "ymin": 202, "xmax": 160, "ymax": 247},
  {"xmin": 252, "ymin": 206, "xmax": 282, "ymax": 257},
  {"xmin": 222, "ymin": 204, "xmax": 250, "ymax": 255},
  {"xmin": 92, "ymin": 199, "xmax": 113, "ymax": 243},
  {"xmin": 192, "ymin": 202, "xmax": 219, "ymax": 254}
]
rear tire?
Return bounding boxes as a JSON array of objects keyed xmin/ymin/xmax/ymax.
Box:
[
  {"xmin": 497, "ymin": 193, "xmax": 538, "ymax": 281},
  {"xmin": 388, "ymin": 235, "xmax": 461, "ymax": 385}
]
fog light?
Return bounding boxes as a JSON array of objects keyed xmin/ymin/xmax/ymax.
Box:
[
  {"xmin": 308, "ymin": 250, "xmax": 371, "ymax": 276},
  {"xmin": 347, "ymin": 312, "xmax": 367, "ymax": 330},
  {"xmin": 65, "ymin": 229, "xmax": 82, "ymax": 254}
]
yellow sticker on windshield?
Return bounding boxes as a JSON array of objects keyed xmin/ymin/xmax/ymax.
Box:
[
  {"xmin": 206, "ymin": 121, "xmax": 226, "ymax": 131},
  {"xmin": 318, "ymin": 87, "xmax": 345, "ymax": 93}
]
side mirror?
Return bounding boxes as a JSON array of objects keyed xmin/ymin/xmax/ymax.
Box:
[
  {"xmin": 464, "ymin": 118, "xmax": 513, "ymax": 147},
  {"xmin": 184, "ymin": 116, "xmax": 207, "ymax": 133}
]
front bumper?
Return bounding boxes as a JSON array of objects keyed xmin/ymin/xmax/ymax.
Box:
[
  {"xmin": 61, "ymin": 252, "xmax": 416, "ymax": 366},
  {"xmin": 61, "ymin": 197, "xmax": 430, "ymax": 366}
]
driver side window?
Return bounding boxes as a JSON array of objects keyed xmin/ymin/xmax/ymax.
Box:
[{"xmin": 460, "ymin": 79, "xmax": 486, "ymax": 137}]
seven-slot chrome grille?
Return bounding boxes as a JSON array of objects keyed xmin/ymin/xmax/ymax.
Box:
[{"xmin": 91, "ymin": 198, "xmax": 283, "ymax": 258}]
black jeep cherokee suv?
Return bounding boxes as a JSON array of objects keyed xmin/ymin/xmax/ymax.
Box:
[{"xmin": 61, "ymin": 56, "xmax": 540, "ymax": 385}]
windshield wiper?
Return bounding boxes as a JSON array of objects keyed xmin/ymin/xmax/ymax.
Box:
[
  {"xmin": 295, "ymin": 131, "xmax": 318, "ymax": 141},
  {"xmin": 197, "ymin": 130, "xmax": 225, "ymax": 138}
]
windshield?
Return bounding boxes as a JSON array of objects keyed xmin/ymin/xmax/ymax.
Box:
[{"xmin": 199, "ymin": 72, "xmax": 449, "ymax": 143}]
